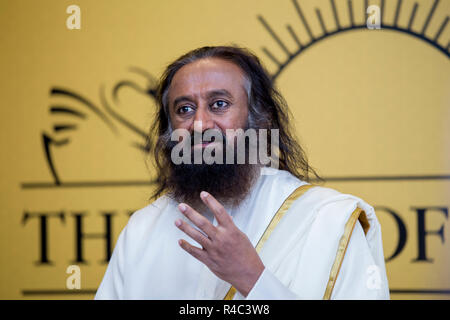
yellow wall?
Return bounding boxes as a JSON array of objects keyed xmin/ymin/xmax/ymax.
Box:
[{"xmin": 0, "ymin": 0, "xmax": 449, "ymax": 299}]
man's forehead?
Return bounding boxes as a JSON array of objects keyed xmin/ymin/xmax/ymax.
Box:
[{"xmin": 169, "ymin": 58, "xmax": 246, "ymax": 101}]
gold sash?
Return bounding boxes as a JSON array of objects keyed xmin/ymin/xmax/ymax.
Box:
[
  {"xmin": 223, "ymin": 184, "xmax": 370, "ymax": 300},
  {"xmin": 223, "ymin": 183, "xmax": 316, "ymax": 300},
  {"xmin": 322, "ymin": 207, "xmax": 369, "ymax": 299}
]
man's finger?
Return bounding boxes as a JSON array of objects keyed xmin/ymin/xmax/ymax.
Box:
[
  {"xmin": 200, "ymin": 191, "xmax": 232, "ymax": 226},
  {"xmin": 175, "ymin": 219, "xmax": 212, "ymax": 250},
  {"xmin": 178, "ymin": 203, "xmax": 217, "ymax": 238},
  {"xmin": 178, "ymin": 239, "xmax": 208, "ymax": 263}
]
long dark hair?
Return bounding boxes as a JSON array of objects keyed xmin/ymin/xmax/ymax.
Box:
[{"xmin": 148, "ymin": 45, "xmax": 322, "ymax": 200}]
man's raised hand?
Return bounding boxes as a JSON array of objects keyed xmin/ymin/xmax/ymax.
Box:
[{"xmin": 174, "ymin": 191, "xmax": 265, "ymax": 297}]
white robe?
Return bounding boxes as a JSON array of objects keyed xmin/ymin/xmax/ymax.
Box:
[{"xmin": 95, "ymin": 167, "xmax": 390, "ymax": 300}]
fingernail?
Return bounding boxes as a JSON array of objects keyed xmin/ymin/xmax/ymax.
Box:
[
  {"xmin": 175, "ymin": 219, "xmax": 181, "ymax": 227},
  {"xmin": 200, "ymin": 191, "xmax": 208, "ymax": 199},
  {"xmin": 179, "ymin": 203, "xmax": 186, "ymax": 212},
  {"xmin": 178, "ymin": 240, "xmax": 183, "ymax": 246}
]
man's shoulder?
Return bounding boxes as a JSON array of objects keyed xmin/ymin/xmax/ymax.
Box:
[
  {"xmin": 296, "ymin": 184, "xmax": 379, "ymax": 237},
  {"xmin": 261, "ymin": 168, "xmax": 341, "ymax": 198},
  {"xmin": 126, "ymin": 195, "xmax": 174, "ymax": 231},
  {"xmin": 278, "ymin": 178, "xmax": 374, "ymax": 222},
  {"xmin": 304, "ymin": 184, "xmax": 344, "ymax": 202}
]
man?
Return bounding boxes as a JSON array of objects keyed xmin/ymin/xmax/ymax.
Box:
[{"xmin": 95, "ymin": 46, "xmax": 389, "ymax": 299}]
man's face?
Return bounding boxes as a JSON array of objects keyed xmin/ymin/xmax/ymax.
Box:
[
  {"xmin": 167, "ymin": 58, "xmax": 249, "ymax": 149},
  {"xmin": 163, "ymin": 58, "xmax": 258, "ymax": 211}
]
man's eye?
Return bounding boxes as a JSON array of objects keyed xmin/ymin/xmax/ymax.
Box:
[
  {"xmin": 177, "ymin": 105, "xmax": 194, "ymax": 114},
  {"xmin": 211, "ymin": 100, "xmax": 229, "ymax": 109}
]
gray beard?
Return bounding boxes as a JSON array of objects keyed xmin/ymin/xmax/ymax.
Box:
[{"xmin": 163, "ymin": 126, "xmax": 263, "ymax": 215}]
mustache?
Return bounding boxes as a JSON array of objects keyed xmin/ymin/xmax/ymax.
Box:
[
  {"xmin": 168, "ymin": 129, "xmax": 227, "ymax": 148},
  {"xmin": 190, "ymin": 130, "xmax": 225, "ymax": 146}
]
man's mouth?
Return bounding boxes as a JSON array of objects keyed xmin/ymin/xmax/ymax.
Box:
[
  {"xmin": 192, "ymin": 141, "xmax": 220, "ymax": 148},
  {"xmin": 192, "ymin": 136, "xmax": 220, "ymax": 148}
]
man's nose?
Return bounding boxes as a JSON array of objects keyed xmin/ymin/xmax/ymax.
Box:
[{"xmin": 191, "ymin": 106, "xmax": 215, "ymax": 132}]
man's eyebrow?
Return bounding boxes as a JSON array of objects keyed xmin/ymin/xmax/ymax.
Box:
[
  {"xmin": 172, "ymin": 89, "xmax": 234, "ymax": 108},
  {"xmin": 172, "ymin": 95, "xmax": 195, "ymax": 108},
  {"xmin": 205, "ymin": 89, "xmax": 233, "ymax": 100}
]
